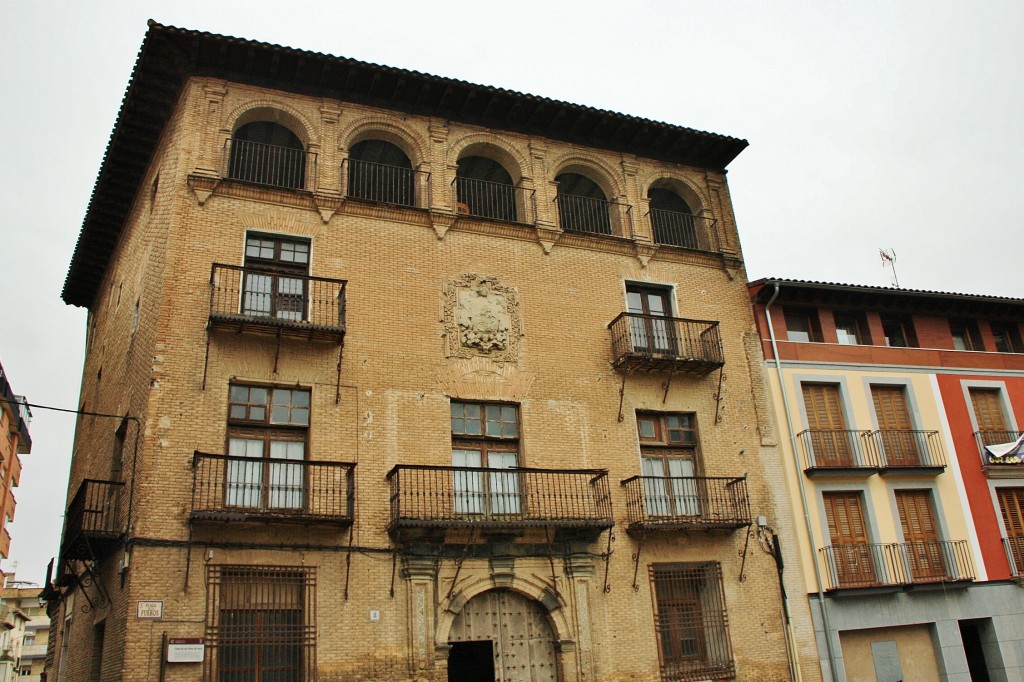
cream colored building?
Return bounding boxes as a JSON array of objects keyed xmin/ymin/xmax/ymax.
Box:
[{"xmin": 50, "ymin": 21, "xmax": 817, "ymax": 682}]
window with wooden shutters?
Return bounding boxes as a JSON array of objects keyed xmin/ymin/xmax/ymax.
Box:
[
  {"xmin": 997, "ymin": 487, "xmax": 1024, "ymax": 575},
  {"xmin": 872, "ymin": 386, "xmax": 920, "ymax": 466},
  {"xmin": 822, "ymin": 492, "xmax": 876, "ymax": 587},
  {"xmin": 896, "ymin": 490, "xmax": 947, "ymax": 581},
  {"xmin": 649, "ymin": 563, "xmax": 735, "ymax": 681},
  {"xmin": 206, "ymin": 566, "xmax": 316, "ymax": 682},
  {"xmin": 802, "ymin": 384, "xmax": 853, "ymax": 467},
  {"xmin": 971, "ymin": 388, "xmax": 1014, "ymax": 447}
]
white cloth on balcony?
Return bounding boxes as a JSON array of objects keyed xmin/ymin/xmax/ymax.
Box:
[{"xmin": 985, "ymin": 432, "xmax": 1024, "ymax": 460}]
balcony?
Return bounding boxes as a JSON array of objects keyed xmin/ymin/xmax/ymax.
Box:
[
  {"xmin": 797, "ymin": 429, "xmax": 878, "ymax": 476},
  {"xmin": 454, "ymin": 177, "xmax": 535, "ymax": 225},
  {"xmin": 621, "ymin": 476, "xmax": 750, "ymax": 532},
  {"xmin": 555, "ymin": 194, "xmax": 632, "ymax": 237},
  {"xmin": 208, "ymin": 264, "xmax": 347, "ymax": 342},
  {"xmin": 59, "ymin": 480, "xmax": 123, "ymax": 566},
  {"xmin": 1004, "ymin": 536, "xmax": 1024, "ymax": 578},
  {"xmin": 386, "ymin": 465, "xmax": 613, "ymax": 541},
  {"xmin": 608, "ymin": 314, "xmax": 724, "ymax": 374},
  {"xmin": 0, "ymin": 527, "xmax": 8, "ymax": 560},
  {"xmin": 343, "ymin": 158, "xmax": 429, "ymax": 208},
  {"xmin": 225, "ymin": 138, "xmax": 314, "ymax": 191},
  {"xmin": 975, "ymin": 430, "xmax": 1024, "ymax": 477},
  {"xmin": 869, "ymin": 429, "xmax": 946, "ymax": 474},
  {"xmin": 649, "ymin": 209, "xmax": 719, "ymax": 252},
  {"xmin": 190, "ymin": 451, "xmax": 355, "ymax": 526},
  {"xmin": 21, "ymin": 644, "xmax": 46, "ymax": 659},
  {"xmin": 820, "ymin": 540, "xmax": 974, "ymax": 592}
]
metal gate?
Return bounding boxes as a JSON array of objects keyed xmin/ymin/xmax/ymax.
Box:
[{"xmin": 449, "ymin": 589, "xmax": 559, "ymax": 682}]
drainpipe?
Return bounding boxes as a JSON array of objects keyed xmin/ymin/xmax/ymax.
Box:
[{"xmin": 763, "ymin": 281, "xmax": 839, "ymax": 682}]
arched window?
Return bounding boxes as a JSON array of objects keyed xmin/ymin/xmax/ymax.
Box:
[
  {"xmin": 347, "ymin": 140, "xmax": 414, "ymax": 207},
  {"xmin": 456, "ymin": 156, "xmax": 517, "ymax": 222},
  {"xmin": 555, "ymin": 172, "xmax": 611, "ymax": 235},
  {"xmin": 649, "ymin": 187, "xmax": 698, "ymax": 249},
  {"xmin": 228, "ymin": 122, "xmax": 306, "ymax": 190}
]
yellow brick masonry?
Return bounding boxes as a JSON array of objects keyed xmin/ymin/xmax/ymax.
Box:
[{"xmin": 52, "ymin": 77, "xmax": 820, "ymax": 681}]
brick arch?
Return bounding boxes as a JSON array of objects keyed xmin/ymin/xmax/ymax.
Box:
[
  {"xmin": 338, "ymin": 116, "xmax": 429, "ymax": 167},
  {"xmin": 548, "ymin": 152, "xmax": 625, "ymax": 200},
  {"xmin": 640, "ymin": 171, "xmax": 711, "ymax": 214},
  {"xmin": 448, "ymin": 134, "xmax": 530, "ymax": 185},
  {"xmin": 225, "ymin": 99, "xmax": 317, "ymax": 148}
]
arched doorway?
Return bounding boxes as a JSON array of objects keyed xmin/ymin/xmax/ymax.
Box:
[{"xmin": 448, "ymin": 589, "xmax": 559, "ymax": 682}]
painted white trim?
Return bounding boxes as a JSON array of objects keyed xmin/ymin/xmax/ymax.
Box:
[{"xmin": 929, "ymin": 373, "xmax": 987, "ymax": 581}]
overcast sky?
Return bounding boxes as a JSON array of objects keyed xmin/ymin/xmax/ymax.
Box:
[{"xmin": 1, "ymin": 1, "xmax": 1021, "ymax": 585}]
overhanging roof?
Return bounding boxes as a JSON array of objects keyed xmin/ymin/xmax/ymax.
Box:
[
  {"xmin": 749, "ymin": 277, "xmax": 1024, "ymax": 319},
  {"xmin": 62, "ymin": 21, "xmax": 750, "ymax": 307}
]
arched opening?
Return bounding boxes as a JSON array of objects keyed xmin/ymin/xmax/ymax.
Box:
[
  {"xmin": 448, "ymin": 589, "xmax": 559, "ymax": 682},
  {"xmin": 346, "ymin": 140, "xmax": 415, "ymax": 207},
  {"xmin": 555, "ymin": 172, "xmax": 611, "ymax": 235},
  {"xmin": 228, "ymin": 121, "xmax": 307, "ymax": 190},
  {"xmin": 456, "ymin": 156, "xmax": 518, "ymax": 222},
  {"xmin": 648, "ymin": 186, "xmax": 699, "ymax": 249}
]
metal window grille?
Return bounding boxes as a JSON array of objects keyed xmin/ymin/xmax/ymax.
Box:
[
  {"xmin": 206, "ymin": 566, "xmax": 317, "ymax": 682},
  {"xmin": 649, "ymin": 562, "xmax": 735, "ymax": 681}
]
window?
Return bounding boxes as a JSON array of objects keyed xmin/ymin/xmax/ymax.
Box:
[
  {"xmin": 555, "ymin": 172, "xmax": 611, "ymax": 235},
  {"xmin": 950, "ymin": 319, "xmax": 982, "ymax": 351},
  {"xmin": 970, "ymin": 387, "xmax": 1014, "ymax": 448},
  {"xmin": 228, "ymin": 121, "xmax": 306, "ymax": 190},
  {"xmin": 649, "ymin": 562, "xmax": 734, "ymax": 681},
  {"xmin": 242, "ymin": 234, "xmax": 310, "ymax": 322},
  {"xmin": 822, "ymin": 491, "xmax": 875, "ymax": 587},
  {"xmin": 206, "ymin": 566, "xmax": 316, "ymax": 682},
  {"xmin": 998, "ymin": 487, "xmax": 1024, "ymax": 574},
  {"xmin": 638, "ymin": 413, "xmax": 700, "ymax": 517},
  {"xmin": 784, "ymin": 308, "xmax": 822, "ymax": 343},
  {"xmin": 881, "ymin": 314, "xmax": 917, "ymax": 348},
  {"xmin": 895, "ymin": 490, "xmax": 946, "ymax": 581},
  {"xmin": 802, "ymin": 383, "xmax": 852, "ymax": 467},
  {"xmin": 834, "ymin": 312, "xmax": 869, "ymax": 345},
  {"xmin": 346, "ymin": 140, "xmax": 414, "ymax": 206},
  {"xmin": 450, "ymin": 402, "xmax": 520, "ymax": 515},
  {"xmin": 991, "ymin": 322, "xmax": 1023, "ymax": 353},
  {"xmin": 456, "ymin": 156, "xmax": 517, "ymax": 222},
  {"xmin": 626, "ymin": 284, "xmax": 676, "ymax": 354},
  {"xmin": 648, "ymin": 187, "xmax": 698, "ymax": 249},
  {"xmin": 227, "ymin": 385, "xmax": 310, "ymax": 511},
  {"xmin": 871, "ymin": 385, "xmax": 921, "ymax": 466}
]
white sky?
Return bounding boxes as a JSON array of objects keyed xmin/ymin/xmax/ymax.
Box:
[{"xmin": 1, "ymin": 1, "xmax": 1021, "ymax": 584}]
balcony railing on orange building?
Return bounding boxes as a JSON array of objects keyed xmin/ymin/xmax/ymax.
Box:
[
  {"xmin": 620, "ymin": 476, "xmax": 750, "ymax": 532},
  {"xmin": 386, "ymin": 465, "xmax": 613, "ymax": 539},
  {"xmin": 820, "ymin": 539, "xmax": 974, "ymax": 591},
  {"xmin": 975, "ymin": 430, "xmax": 1024, "ymax": 471},
  {"xmin": 190, "ymin": 451, "xmax": 355, "ymax": 526},
  {"xmin": 797, "ymin": 429, "xmax": 878, "ymax": 475},
  {"xmin": 608, "ymin": 313, "xmax": 724, "ymax": 374},
  {"xmin": 1004, "ymin": 536, "xmax": 1024, "ymax": 578}
]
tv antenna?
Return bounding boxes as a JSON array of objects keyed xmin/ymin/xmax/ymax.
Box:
[{"xmin": 879, "ymin": 248, "xmax": 900, "ymax": 288}]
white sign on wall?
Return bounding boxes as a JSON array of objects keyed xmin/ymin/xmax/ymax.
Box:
[
  {"xmin": 167, "ymin": 638, "xmax": 205, "ymax": 663},
  {"xmin": 136, "ymin": 601, "xmax": 163, "ymax": 619}
]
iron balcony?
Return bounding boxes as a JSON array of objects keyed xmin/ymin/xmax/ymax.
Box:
[
  {"xmin": 868, "ymin": 429, "xmax": 946, "ymax": 474},
  {"xmin": 608, "ymin": 313, "xmax": 724, "ymax": 374},
  {"xmin": 224, "ymin": 138, "xmax": 315, "ymax": 191},
  {"xmin": 620, "ymin": 476, "xmax": 750, "ymax": 532},
  {"xmin": 819, "ymin": 540, "xmax": 974, "ymax": 592},
  {"xmin": 57, "ymin": 479, "xmax": 124, "ymax": 582}
]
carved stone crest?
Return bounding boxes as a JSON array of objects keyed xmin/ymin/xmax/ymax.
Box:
[{"xmin": 442, "ymin": 274, "xmax": 522, "ymax": 361}]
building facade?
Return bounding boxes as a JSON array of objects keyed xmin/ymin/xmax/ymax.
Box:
[
  {"xmin": 49, "ymin": 22, "xmax": 817, "ymax": 681},
  {"xmin": 749, "ymin": 278, "xmax": 1024, "ymax": 682},
  {"xmin": 0, "ymin": 362, "xmax": 31, "ymax": 562},
  {"xmin": 0, "ymin": 576, "xmax": 48, "ymax": 682}
]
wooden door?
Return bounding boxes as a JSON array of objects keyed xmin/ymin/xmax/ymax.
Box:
[
  {"xmin": 872, "ymin": 386, "xmax": 920, "ymax": 466},
  {"xmin": 997, "ymin": 487, "xmax": 1024, "ymax": 574},
  {"xmin": 971, "ymin": 388, "xmax": 1010, "ymax": 446},
  {"xmin": 627, "ymin": 286, "xmax": 675, "ymax": 354},
  {"xmin": 449, "ymin": 590, "xmax": 559, "ymax": 681},
  {"xmin": 823, "ymin": 492, "xmax": 875, "ymax": 587},
  {"xmin": 896, "ymin": 490, "xmax": 947, "ymax": 581},
  {"xmin": 803, "ymin": 384, "xmax": 852, "ymax": 467}
]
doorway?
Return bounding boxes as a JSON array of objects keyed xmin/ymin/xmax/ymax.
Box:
[
  {"xmin": 959, "ymin": 620, "xmax": 992, "ymax": 682},
  {"xmin": 448, "ymin": 640, "xmax": 495, "ymax": 681}
]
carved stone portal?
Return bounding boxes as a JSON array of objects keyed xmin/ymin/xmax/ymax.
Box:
[{"xmin": 442, "ymin": 274, "xmax": 522, "ymax": 362}]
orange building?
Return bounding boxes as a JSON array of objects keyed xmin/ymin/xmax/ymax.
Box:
[{"xmin": 0, "ymin": 362, "xmax": 30, "ymax": 561}]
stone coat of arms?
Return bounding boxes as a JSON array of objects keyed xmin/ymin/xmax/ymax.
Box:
[{"xmin": 442, "ymin": 274, "xmax": 522, "ymax": 361}]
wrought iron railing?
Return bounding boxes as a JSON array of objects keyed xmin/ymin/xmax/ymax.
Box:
[
  {"xmin": 797, "ymin": 429, "xmax": 877, "ymax": 471},
  {"xmin": 820, "ymin": 540, "xmax": 973, "ymax": 590},
  {"xmin": 555, "ymin": 194, "xmax": 632, "ymax": 236},
  {"xmin": 974, "ymin": 430, "xmax": 1024, "ymax": 466},
  {"xmin": 60, "ymin": 479, "xmax": 123, "ymax": 562},
  {"xmin": 621, "ymin": 476, "xmax": 749, "ymax": 530},
  {"xmin": 191, "ymin": 451, "xmax": 355, "ymax": 524},
  {"xmin": 386, "ymin": 465, "xmax": 613, "ymax": 531},
  {"xmin": 869, "ymin": 429, "xmax": 945, "ymax": 470},
  {"xmin": 608, "ymin": 313, "xmax": 724, "ymax": 372},
  {"xmin": 454, "ymin": 177, "xmax": 535, "ymax": 224},
  {"xmin": 343, "ymin": 158, "xmax": 428, "ymax": 208},
  {"xmin": 208, "ymin": 264, "xmax": 347, "ymax": 334},
  {"xmin": 1003, "ymin": 536, "xmax": 1024, "ymax": 577},
  {"xmin": 225, "ymin": 138, "xmax": 314, "ymax": 190},
  {"xmin": 649, "ymin": 209, "xmax": 719, "ymax": 252}
]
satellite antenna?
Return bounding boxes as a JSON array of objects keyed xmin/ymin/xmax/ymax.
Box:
[{"xmin": 880, "ymin": 248, "xmax": 900, "ymax": 288}]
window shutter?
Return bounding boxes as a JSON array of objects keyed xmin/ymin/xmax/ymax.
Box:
[
  {"xmin": 896, "ymin": 490, "xmax": 938, "ymax": 543},
  {"xmin": 872, "ymin": 386, "xmax": 912, "ymax": 430},
  {"xmin": 998, "ymin": 488, "xmax": 1024, "ymax": 538},
  {"xmin": 971, "ymin": 388, "xmax": 1008, "ymax": 432},
  {"xmin": 803, "ymin": 384, "xmax": 846, "ymax": 430}
]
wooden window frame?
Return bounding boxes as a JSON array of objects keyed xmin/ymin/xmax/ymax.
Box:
[
  {"xmin": 990, "ymin": 322, "xmax": 1024, "ymax": 354},
  {"xmin": 784, "ymin": 307, "xmax": 822, "ymax": 343},
  {"xmin": 881, "ymin": 314, "xmax": 918, "ymax": 348},
  {"xmin": 997, "ymin": 487, "xmax": 1024, "ymax": 574},
  {"xmin": 833, "ymin": 312, "xmax": 870, "ymax": 345},
  {"xmin": 950, "ymin": 318, "xmax": 983, "ymax": 352},
  {"xmin": 450, "ymin": 401, "xmax": 521, "ymax": 516}
]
